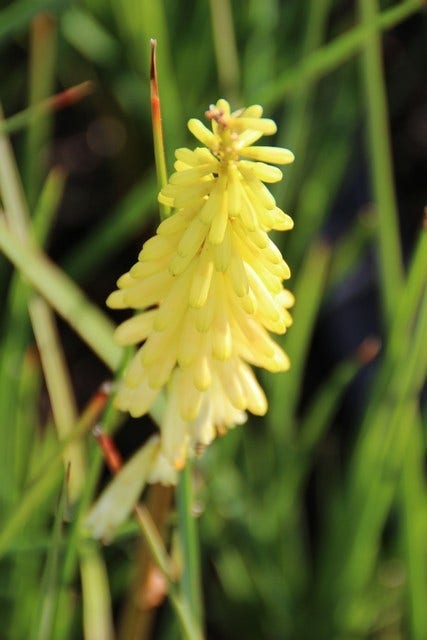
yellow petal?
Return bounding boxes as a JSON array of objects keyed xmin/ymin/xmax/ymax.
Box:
[
  {"xmin": 157, "ymin": 211, "xmax": 190, "ymax": 236},
  {"xmin": 276, "ymin": 289, "xmax": 295, "ymax": 308},
  {"xmin": 208, "ymin": 189, "xmax": 228, "ymax": 245},
  {"xmin": 139, "ymin": 235, "xmax": 175, "ymax": 261},
  {"xmin": 141, "ymin": 321, "xmax": 180, "ymax": 367},
  {"xmin": 241, "ymin": 104, "xmax": 263, "ymax": 118},
  {"xmin": 189, "ymin": 247, "xmax": 214, "ymax": 308},
  {"xmin": 216, "ymin": 98, "xmax": 231, "ymax": 115},
  {"xmin": 172, "ymin": 181, "xmax": 212, "ymax": 208},
  {"xmin": 227, "ymin": 254, "xmax": 249, "ymax": 297},
  {"xmin": 217, "ymin": 360, "xmax": 246, "ymax": 410},
  {"xmin": 177, "ymin": 217, "xmax": 208, "ymax": 258},
  {"xmin": 238, "ymin": 188, "xmax": 257, "ymax": 231},
  {"xmin": 123, "ymin": 347, "xmax": 146, "ymax": 388},
  {"xmin": 250, "ymin": 162, "xmax": 283, "ymax": 183},
  {"xmin": 239, "ymin": 146, "xmax": 294, "ymax": 164},
  {"xmin": 178, "ymin": 311, "xmax": 204, "ymax": 366},
  {"xmin": 236, "ymin": 129, "xmax": 264, "ymax": 149},
  {"xmin": 116, "ymin": 273, "xmax": 134, "ymax": 288},
  {"xmin": 155, "ymin": 267, "xmax": 194, "ymax": 330},
  {"xmin": 115, "ymin": 378, "xmax": 160, "ymax": 417},
  {"xmin": 170, "ymin": 163, "xmax": 217, "ymax": 185},
  {"xmin": 246, "ymin": 263, "xmax": 282, "ymax": 322},
  {"xmin": 237, "ymin": 362, "xmax": 268, "ymax": 415},
  {"xmin": 194, "ymin": 278, "xmax": 216, "ymax": 331},
  {"xmin": 212, "ymin": 306, "xmax": 232, "ymax": 360},
  {"xmin": 179, "ymin": 367, "xmax": 203, "ymax": 421},
  {"xmin": 106, "ymin": 289, "xmax": 127, "ymax": 309},
  {"xmin": 116, "ymin": 271, "xmax": 171, "ymax": 309},
  {"xmin": 227, "ymin": 164, "xmax": 242, "ymax": 216},
  {"xmin": 212, "ymin": 225, "xmax": 232, "ymax": 271},
  {"xmin": 199, "ymin": 179, "xmax": 225, "ymax": 225},
  {"xmin": 233, "ymin": 117, "xmax": 277, "ymax": 135},
  {"xmin": 114, "ymin": 309, "xmax": 157, "ymax": 346},
  {"xmin": 130, "ymin": 254, "xmax": 170, "ymax": 278},
  {"xmin": 191, "ymin": 354, "xmax": 212, "ymax": 391},
  {"xmin": 269, "ymin": 207, "xmax": 294, "ymax": 231},
  {"xmin": 175, "ymin": 147, "xmax": 199, "ymax": 166},
  {"xmin": 146, "ymin": 351, "xmax": 177, "ymax": 389},
  {"xmin": 240, "ymin": 167, "xmax": 276, "ymax": 209},
  {"xmin": 188, "ymin": 118, "xmax": 218, "ymax": 148},
  {"xmin": 84, "ymin": 436, "xmax": 160, "ymax": 542}
]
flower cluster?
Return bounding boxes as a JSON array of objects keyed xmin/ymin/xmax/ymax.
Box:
[{"xmin": 107, "ymin": 99, "xmax": 294, "ymax": 477}]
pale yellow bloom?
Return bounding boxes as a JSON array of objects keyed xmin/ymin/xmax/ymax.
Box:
[
  {"xmin": 107, "ymin": 99, "xmax": 294, "ymax": 472},
  {"xmin": 85, "ymin": 435, "xmax": 161, "ymax": 541}
]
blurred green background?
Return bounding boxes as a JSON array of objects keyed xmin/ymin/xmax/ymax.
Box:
[{"xmin": 0, "ymin": 1, "xmax": 426, "ymax": 639}]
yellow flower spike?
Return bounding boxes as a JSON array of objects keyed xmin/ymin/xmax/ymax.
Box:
[{"xmin": 108, "ymin": 100, "xmax": 295, "ymax": 477}]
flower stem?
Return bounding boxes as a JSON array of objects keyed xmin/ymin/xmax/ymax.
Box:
[
  {"xmin": 149, "ymin": 38, "xmax": 204, "ymax": 634},
  {"xmin": 96, "ymin": 430, "xmax": 204, "ymax": 640},
  {"xmin": 357, "ymin": 0, "xmax": 404, "ymax": 328},
  {"xmin": 150, "ymin": 38, "xmax": 170, "ymax": 220},
  {"xmin": 177, "ymin": 465, "xmax": 204, "ymax": 632}
]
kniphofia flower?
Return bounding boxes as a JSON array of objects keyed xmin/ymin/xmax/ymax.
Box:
[{"xmin": 107, "ymin": 99, "xmax": 295, "ymax": 473}]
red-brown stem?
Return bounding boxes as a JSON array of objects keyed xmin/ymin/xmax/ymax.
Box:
[
  {"xmin": 149, "ymin": 38, "xmax": 170, "ymax": 219},
  {"xmin": 150, "ymin": 40, "xmax": 161, "ymax": 124},
  {"xmin": 93, "ymin": 426, "xmax": 123, "ymax": 474},
  {"xmin": 49, "ymin": 81, "xmax": 94, "ymax": 111}
]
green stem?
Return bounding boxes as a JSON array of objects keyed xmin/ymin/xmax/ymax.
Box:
[
  {"xmin": 24, "ymin": 13, "xmax": 56, "ymax": 209},
  {"xmin": 32, "ymin": 479, "xmax": 67, "ymax": 640},
  {"xmin": 29, "ymin": 295, "xmax": 86, "ymax": 501},
  {"xmin": 79, "ymin": 541, "xmax": 115, "ymax": 640},
  {"xmin": 134, "ymin": 504, "xmax": 203, "ymax": 640},
  {"xmin": 177, "ymin": 465, "xmax": 204, "ymax": 631},
  {"xmin": 399, "ymin": 419, "xmax": 427, "ymax": 640},
  {"xmin": 358, "ymin": 0, "xmax": 404, "ymax": 328},
  {"xmin": 0, "ymin": 387, "xmax": 111, "ymax": 559},
  {"xmin": 208, "ymin": 0, "xmax": 240, "ymax": 103},
  {"xmin": 260, "ymin": 0, "xmax": 423, "ymax": 108},
  {"xmin": 0, "ymin": 217, "xmax": 122, "ymax": 370}
]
